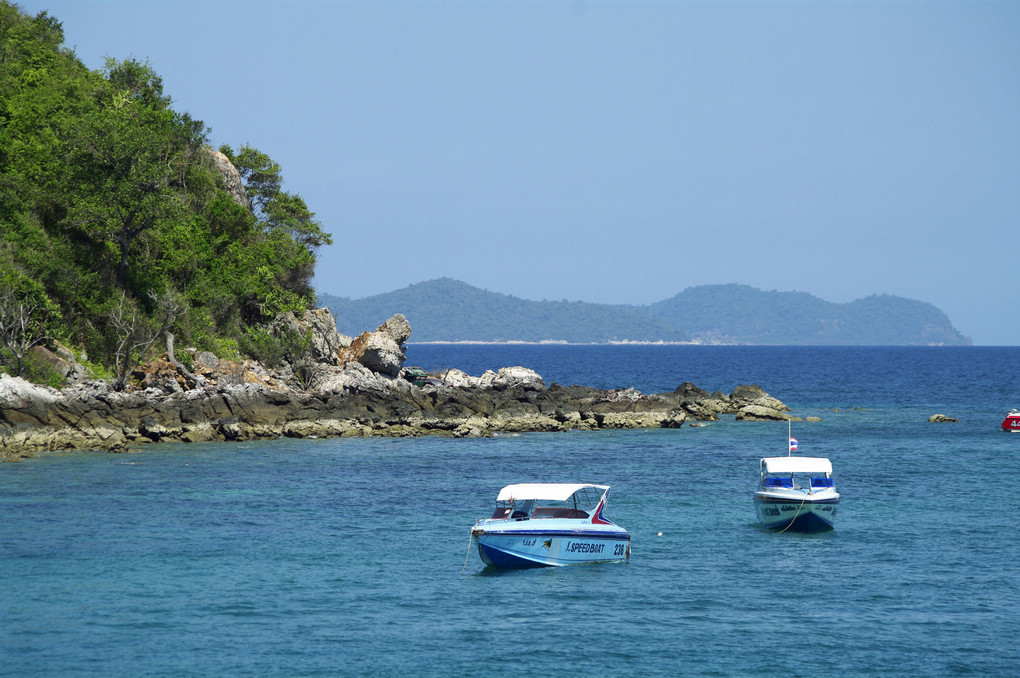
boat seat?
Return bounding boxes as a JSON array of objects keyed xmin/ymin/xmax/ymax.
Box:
[{"xmin": 766, "ymin": 477, "xmax": 793, "ymax": 488}]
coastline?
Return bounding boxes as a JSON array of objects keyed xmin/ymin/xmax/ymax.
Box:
[
  {"xmin": 0, "ymin": 311, "xmax": 797, "ymax": 461},
  {"xmin": 0, "ymin": 369, "xmax": 797, "ymax": 462}
]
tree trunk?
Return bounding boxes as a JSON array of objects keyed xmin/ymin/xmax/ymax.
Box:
[{"xmin": 165, "ymin": 332, "xmax": 206, "ymax": 388}]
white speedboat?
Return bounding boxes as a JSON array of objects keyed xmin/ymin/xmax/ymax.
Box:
[
  {"xmin": 754, "ymin": 456, "xmax": 839, "ymax": 532},
  {"xmin": 470, "ymin": 483, "xmax": 631, "ymax": 568}
]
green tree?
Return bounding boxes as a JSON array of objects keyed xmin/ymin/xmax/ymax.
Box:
[
  {"xmin": 0, "ymin": 2, "xmax": 335, "ymax": 382},
  {"xmin": 220, "ymin": 144, "xmax": 333, "ymax": 305},
  {"xmin": 64, "ymin": 58, "xmax": 207, "ymax": 291}
]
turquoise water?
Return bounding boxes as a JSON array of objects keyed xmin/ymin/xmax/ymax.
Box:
[{"xmin": 3, "ymin": 347, "xmax": 1019, "ymax": 676}]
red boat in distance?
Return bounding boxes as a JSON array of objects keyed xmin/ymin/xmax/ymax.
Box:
[{"xmin": 1003, "ymin": 409, "xmax": 1020, "ymax": 432}]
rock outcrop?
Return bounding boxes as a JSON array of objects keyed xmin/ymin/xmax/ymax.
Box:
[
  {"xmin": 928, "ymin": 413, "xmax": 958, "ymax": 423},
  {"xmin": 272, "ymin": 308, "xmax": 352, "ymax": 365},
  {"xmin": 0, "ymin": 309, "xmax": 800, "ymax": 461},
  {"xmin": 205, "ymin": 147, "xmax": 250, "ymax": 210},
  {"xmin": 336, "ymin": 314, "xmax": 411, "ymax": 377}
]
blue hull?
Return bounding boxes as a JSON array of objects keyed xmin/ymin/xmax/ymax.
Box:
[
  {"xmin": 755, "ymin": 496, "xmax": 838, "ymax": 533},
  {"xmin": 759, "ymin": 510, "xmax": 835, "ymax": 532},
  {"xmin": 474, "ymin": 530, "xmax": 630, "ymax": 569},
  {"xmin": 477, "ymin": 541, "xmax": 550, "ymax": 569}
]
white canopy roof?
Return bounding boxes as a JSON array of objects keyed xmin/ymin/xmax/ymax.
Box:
[
  {"xmin": 496, "ymin": 483, "xmax": 608, "ymax": 502},
  {"xmin": 761, "ymin": 457, "xmax": 833, "ymax": 474}
]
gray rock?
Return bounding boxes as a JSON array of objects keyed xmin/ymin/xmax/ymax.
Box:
[
  {"xmin": 355, "ymin": 332, "xmax": 404, "ymax": 377},
  {"xmin": 205, "ymin": 148, "xmax": 250, "ymax": 209},
  {"xmin": 194, "ymin": 351, "xmax": 220, "ymax": 371},
  {"xmin": 735, "ymin": 404, "xmax": 791, "ymax": 421},
  {"xmin": 273, "ymin": 308, "xmax": 352, "ymax": 366},
  {"xmin": 376, "ymin": 314, "xmax": 412, "ymax": 346},
  {"xmin": 729, "ymin": 384, "xmax": 790, "ymax": 412},
  {"xmin": 928, "ymin": 413, "xmax": 958, "ymax": 423},
  {"xmin": 488, "ymin": 366, "xmax": 545, "ymax": 390}
]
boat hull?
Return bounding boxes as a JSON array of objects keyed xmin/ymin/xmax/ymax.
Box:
[
  {"xmin": 754, "ymin": 493, "xmax": 839, "ymax": 532},
  {"xmin": 1002, "ymin": 414, "xmax": 1020, "ymax": 432},
  {"xmin": 474, "ymin": 529, "xmax": 631, "ymax": 568}
]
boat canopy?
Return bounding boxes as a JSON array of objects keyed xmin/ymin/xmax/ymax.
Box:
[
  {"xmin": 496, "ymin": 483, "xmax": 609, "ymax": 502},
  {"xmin": 760, "ymin": 457, "xmax": 832, "ymax": 475}
]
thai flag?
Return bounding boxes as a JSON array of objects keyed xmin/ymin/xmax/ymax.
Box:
[{"xmin": 789, "ymin": 437, "xmax": 798, "ymax": 452}]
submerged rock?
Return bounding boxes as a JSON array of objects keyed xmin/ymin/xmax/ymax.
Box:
[{"xmin": 928, "ymin": 413, "xmax": 958, "ymax": 423}]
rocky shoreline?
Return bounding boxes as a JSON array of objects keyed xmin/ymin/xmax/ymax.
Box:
[{"xmin": 0, "ymin": 311, "xmax": 801, "ymax": 461}]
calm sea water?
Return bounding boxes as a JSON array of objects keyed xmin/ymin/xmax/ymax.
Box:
[{"xmin": 3, "ymin": 346, "xmax": 1019, "ymax": 676}]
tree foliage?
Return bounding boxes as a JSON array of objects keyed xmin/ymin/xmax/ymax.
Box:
[{"xmin": 0, "ymin": 2, "xmax": 333, "ymax": 382}]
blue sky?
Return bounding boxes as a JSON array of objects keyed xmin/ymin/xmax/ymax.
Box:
[{"xmin": 18, "ymin": 1, "xmax": 1020, "ymax": 344}]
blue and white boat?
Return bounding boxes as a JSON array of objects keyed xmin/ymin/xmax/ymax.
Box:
[
  {"xmin": 754, "ymin": 455, "xmax": 840, "ymax": 532},
  {"xmin": 470, "ymin": 483, "xmax": 631, "ymax": 569}
]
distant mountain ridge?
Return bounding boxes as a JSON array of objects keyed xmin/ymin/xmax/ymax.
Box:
[
  {"xmin": 318, "ymin": 279, "xmax": 971, "ymax": 346},
  {"xmin": 320, "ymin": 279, "xmax": 688, "ymax": 344}
]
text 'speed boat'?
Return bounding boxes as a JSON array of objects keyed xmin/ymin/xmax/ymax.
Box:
[
  {"xmin": 754, "ymin": 445, "xmax": 840, "ymax": 532},
  {"xmin": 470, "ymin": 483, "xmax": 630, "ymax": 569},
  {"xmin": 1002, "ymin": 409, "xmax": 1020, "ymax": 432}
]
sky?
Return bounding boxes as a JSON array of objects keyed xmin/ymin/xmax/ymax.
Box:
[{"xmin": 16, "ymin": 0, "xmax": 1020, "ymax": 345}]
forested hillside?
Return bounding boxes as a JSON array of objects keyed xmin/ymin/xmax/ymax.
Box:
[
  {"xmin": 646, "ymin": 284, "xmax": 971, "ymax": 345},
  {"xmin": 320, "ymin": 279, "xmax": 971, "ymax": 345},
  {"xmin": 0, "ymin": 3, "xmax": 331, "ymax": 386},
  {"xmin": 321, "ymin": 278, "xmax": 689, "ymax": 343}
]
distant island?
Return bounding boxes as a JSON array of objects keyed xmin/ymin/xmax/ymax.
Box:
[{"xmin": 319, "ymin": 279, "xmax": 972, "ymax": 346}]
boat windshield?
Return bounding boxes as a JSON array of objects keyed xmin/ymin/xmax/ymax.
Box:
[
  {"xmin": 762, "ymin": 472, "xmax": 834, "ymax": 492},
  {"xmin": 493, "ymin": 486, "xmax": 605, "ymax": 520}
]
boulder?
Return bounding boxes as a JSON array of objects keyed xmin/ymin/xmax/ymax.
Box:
[
  {"xmin": 728, "ymin": 384, "xmax": 790, "ymax": 412},
  {"xmin": 488, "ymin": 366, "xmax": 545, "ymax": 390},
  {"xmin": 27, "ymin": 345, "xmax": 73, "ymax": 380},
  {"xmin": 596, "ymin": 388, "xmax": 643, "ymax": 403},
  {"xmin": 679, "ymin": 400, "xmax": 723, "ymax": 421},
  {"xmin": 675, "ymin": 381, "xmax": 711, "ymax": 401},
  {"xmin": 273, "ymin": 308, "xmax": 352, "ymax": 366},
  {"xmin": 194, "ymin": 351, "xmax": 220, "ymax": 371},
  {"xmin": 441, "ymin": 367, "xmax": 545, "ymax": 390},
  {"xmin": 735, "ymin": 404, "xmax": 791, "ymax": 421},
  {"xmin": 673, "ymin": 382, "xmax": 730, "ymax": 420},
  {"xmin": 134, "ymin": 356, "xmax": 185, "ymax": 392},
  {"xmin": 0, "ymin": 373, "xmax": 61, "ymax": 425},
  {"xmin": 928, "ymin": 413, "xmax": 958, "ymax": 423},
  {"xmin": 348, "ymin": 331, "xmax": 404, "ymax": 376},
  {"xmin": 325, "ymin": 362, "xmax": 405, "ymax": 395},
  {"xmin": 376, "ymin": 313, "xmax": 412, "ymax": 346},
  {"xmin": 336, "ymin": 314, "xmax": 411, "ymax": 377},
  {"xmin": 592, "ymin": 408, "xmax": 687, "ymax": 429},
  {"xmin": 440, "ymin": 368, "xmax": 478, "ymax": 388}
]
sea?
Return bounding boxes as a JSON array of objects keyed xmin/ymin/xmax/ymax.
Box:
[{"xmin": 2, "ymin": 345, "xmax": 1019, "ymax": 677}]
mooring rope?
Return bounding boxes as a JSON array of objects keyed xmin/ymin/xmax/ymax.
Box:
[
  {"xmin": 777, "ymin": 495, "xmax": 808, "ymax": 534},
  {"xmin": 460, "ymin": 527, "xmax": 475, "ymax": 574}
]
